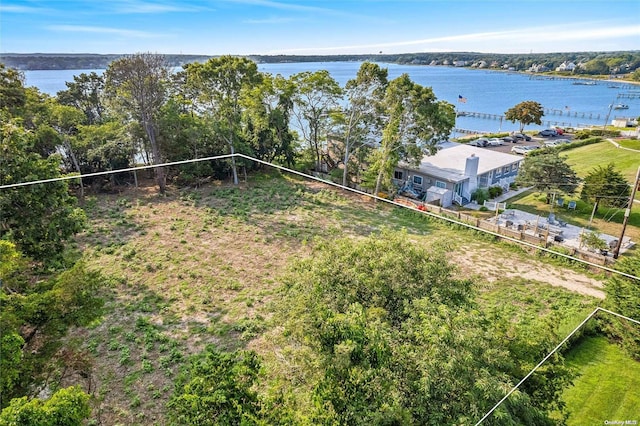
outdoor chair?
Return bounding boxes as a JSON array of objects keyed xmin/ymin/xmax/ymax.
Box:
[
  {"xmin": 567, "ymin": 201, "xmax": 577, "ymax": 210},
  {"xmin": 556, "ymin": 197, "xmax": 564, "ymax": 208}
]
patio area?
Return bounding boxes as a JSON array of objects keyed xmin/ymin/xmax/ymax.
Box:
[{"xmin": 488, "ymin": 208, "xmax": 634, "ymax": 255}]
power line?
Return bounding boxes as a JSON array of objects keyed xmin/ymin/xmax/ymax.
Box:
[
  {"xmin": 475, "ymin": 306, "xmax": 640, "ymax": 425},
  {"xmin": 2, "ymin": 152, "xmax": 639, "ymax": 282}
]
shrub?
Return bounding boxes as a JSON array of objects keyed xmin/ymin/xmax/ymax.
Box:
[
  {"xmin": 471, "ymin": 188, "xmax": 490, "ymax": 204},
  {"xmin": 488, "ymin": 186, "xmax": 503, "ymax": 198}
]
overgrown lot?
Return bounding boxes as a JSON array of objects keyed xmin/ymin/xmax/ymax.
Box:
[{"xmin": 73, "ymin": 172, "xmax": 633, "ymax": 424}]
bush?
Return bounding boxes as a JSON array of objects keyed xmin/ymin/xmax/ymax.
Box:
[
  {"xmin": 488, "ymin": 186, "xmax": 503, "ymax": 198},
  {"xmin": 575, "ymin": 129, "xmax": 620, "ymax": 139},
  {"xmin": 471, "ymin": 188, "xmax": 490, "ymax": 204}
]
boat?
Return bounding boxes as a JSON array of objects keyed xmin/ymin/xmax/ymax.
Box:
[
  {"xmin": 572, "ymin": 81, "xmax": 596, "ymax": 86},
  {"xmin": 613, "ymin": 104, "xmax": 629, "ymax": 110}
]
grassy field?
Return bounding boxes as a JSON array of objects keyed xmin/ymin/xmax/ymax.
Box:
[
  {"xmin": 562, "ymin": 139, "xmax": 639, "ymax": 182},
  {"xmin": 557, "ymin": 336, "xmax": 640, "ymax": 425},
  {"xmin": 73, "ymin": 171, "xmax": 625, "ymax": 424}
]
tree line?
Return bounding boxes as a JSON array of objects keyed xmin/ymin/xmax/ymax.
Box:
[{"xmin": 3, "ymin": 51, "xmax": 639, "ymax": 77}]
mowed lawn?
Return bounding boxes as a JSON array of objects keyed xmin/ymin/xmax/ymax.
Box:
[
  {"xmin": 559, "ymin": 336, "xmax": 640, "ymax": 425},
  {"xmin": 563, "ymin": 139, "xmax": 640, "ymax": 182}
]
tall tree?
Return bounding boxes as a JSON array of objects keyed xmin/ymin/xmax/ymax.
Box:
[
  {"xmin": 580, "ymin": 163, "xmax": 631, "ymax": 214},
  {"xmin": 0, "ymin": 121, "xmax": 86, "ymax": 263},
  {"xmin": 185, "ymin": 56, "xmax": 262, "ymax": 185},
  {"xmin": 242, "ymin": 73, "xmax": 296, "ymax": 167},
  {"xmin": 504, "ymin": 100, "xmax": 544, "ymax": 132},
  {"xmin": 290, "ymin": 70, "xmax": 343, "ymax": 172},
  {"xmin": 104, "ymin": 53, "xmax": 169, "ymax": 193},
  {"xmin": 372, "ymin": 74, "xmax": 455, "ymax": 196},
  {"xmin": 0, "ymin": 64, "xmax": 26, "ymax": 115},
  {"xmin": 48, "ymin": 103, "xmax": 87, "ymax": 198},
  {"xmin": 56, "ymin": 71, "xmax": 105, "ymax": 124},
  {"xmin": 337, "ymin": 62, "xmax": 388, "ymax": 187},
  {"xmin": 516, "ymin": 151, "xmax": 579, "ymax": 203}
]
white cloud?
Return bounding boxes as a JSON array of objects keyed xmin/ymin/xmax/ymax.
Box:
[
  {"xmin": 0, "ymin": 4, "xmax": 48, "ymax": 13},
  {"xmin": 270, "ymin": 22, "xmax": 640, "ymax": 54},
  {"xmin": 243, "ymin": 16, "xmax": 298, "ymax": 24},
  {"xmin": 47, "ymin": 25, "xmax": 161, "ymax": 39},
  {"xmin": 107, "ymin": 0, "xmax": 212, "ymax": 14}
]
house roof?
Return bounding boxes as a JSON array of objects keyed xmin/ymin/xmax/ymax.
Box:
[{"xmin": 402, "ymin": 142, "xmax": 523, "ymax": 183}]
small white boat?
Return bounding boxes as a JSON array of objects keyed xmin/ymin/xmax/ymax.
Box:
[{"xmin": 613, "ymin": 104, "xmax": 629, "ymax": 110}]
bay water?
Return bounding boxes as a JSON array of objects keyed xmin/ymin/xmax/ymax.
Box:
[{"xmin": 23, "ymin": 62, "xmax": 639, "ymax": 134}]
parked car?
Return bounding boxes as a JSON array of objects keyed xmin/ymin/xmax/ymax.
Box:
[
  {"xmin": 555, "ymin": 138, "xmax": 571, "ymax": 144},
  {"xmin": 501, "ymin": 136, "xmax": 516, "ymax": 143},
  {"xmin": 538, "ymin": 129, "xmax": 558, "ymax": 137},
  {"xmin": 555, "ymin": 127, "xmax": 565, "ymax": 135},
  {"xmin": 469, "ymin": 138, "xmax": 488, "ymax": 147},
  {"xmin": 544, "ymin": 140, "xmax": 560, "ymax": 147},
  {"xmin": 487, "ymin": 138, "xmax": 504, "ymax": 146},
  {"xmin": 511, "ymin": 132, "xmax": 532, "ymax": 141},
  {"xmin": 511, "ymin": 145, "xmax": 539, "ymax": 155}
]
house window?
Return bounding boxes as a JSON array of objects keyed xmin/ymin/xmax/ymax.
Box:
[
  {"xmin": 511, "ymin": 163, "xmax": 518, "ymax": 172},
  {"xmin": 435, "ymin": 180, "xmax": 446, "ymax": 189},
  {"xmin": 394, "ymin": 170, "xmax": 403, "ymax": 180},
  {"xmin": 503, "ymin": 166, "xmax": 510, "ymax": 175},
  {"xmin": 413, "ymin": 175, "xmax": 423, "ymax": 186},
  {"xmin": 494, "ymin": 168, "xmax": 501, "ymax": 177}
]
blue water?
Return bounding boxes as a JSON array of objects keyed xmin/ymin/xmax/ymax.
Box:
[{"xmin": 23, "ymin": 63, "xmax": 639, "ymax": 134}]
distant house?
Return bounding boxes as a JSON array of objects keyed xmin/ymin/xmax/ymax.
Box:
[
  {"xmin": 394, "ymin": 142, "xmax": 523, "ymax": 207},
  {"xmin": 528, "ymin": 64, "xmax": 549, "ymax": 72},
  {"xmin": 556, "ymin": 61, "xmax": 577, "ymax": 72}
]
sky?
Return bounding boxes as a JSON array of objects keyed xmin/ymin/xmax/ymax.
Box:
[{"xmin": 1, "ymin": 0, "xmax": 639, "ymax": 55}]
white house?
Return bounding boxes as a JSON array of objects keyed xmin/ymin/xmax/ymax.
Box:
[
  {"xmin": 394, "ymin": 142, "xmax": 524, "ymax": 207},
  {"xmin": 556, "ymin": 61, "xmax": 577, "ymax": 72}
]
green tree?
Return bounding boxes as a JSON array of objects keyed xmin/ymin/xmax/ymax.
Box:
[
  {"xmin": 0, "ymin": 64, "xmax": 26, "ymax": 115},
  {"xmin": 504, "ymin": 101, "xmax": 544, "ymax": 132},
  {"xmin": 105, "ymin": 53, "xmax": 169, "ymax": 193},
  {"xmin": 242, "ymin": 73, "xmax": 297, "ymax": 167},
  {"xmin": 277, "ymin": 231, "xmax": 560, "ymax": 424},
  {"xmin": 337, "ymin": 62, "xmax": 388, "ymax": 187},
  {"xmin": 579, "ymin": 58, "xmax": 610, "ymax": 75},
  {"xmin": 0, "ymin": 386, "xmax": 90, "ymax": 426},
  {"xmin": 0, "ymin": 122, "xmax": 86, "ymax": 263},
  {"xmin": 56, "ymin": 71, "xmax": 105, "ymax": 124},
  {"xmin": 167, "ymin": 347, "xmax": 262, "ymax": 425},
  {"xmin": 516, "ymin": 151, "xmax": 579, "ymax": 203},
  {"xmin": 1, "ymin": 260, "xmax": 104, "ymax": 406},
  {"xmin": 290, "ymin": 70, "xmax": 343, "ymax": 172},
  {"xmin": 185, "ymin": 56, "xmax": 262, "ymax": 185},
  {"xmin": 580, "ymin": 163, "xmax": 631, "ymax": 214},
  {"xmin": 48, "ymin": 103, "xmax": 88, "ymax": 198},
  {"xmin": 602, "ymin": 256, "xmax": 640, "ymax": 360},
  {"xmin": 371, "ymin": 74, "xmax": 455, "ymax": 196}
]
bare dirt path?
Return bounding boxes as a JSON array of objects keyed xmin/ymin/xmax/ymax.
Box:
[{"xmin": 452, "ymin": 246, "xmax": 606, "ymax": 299}]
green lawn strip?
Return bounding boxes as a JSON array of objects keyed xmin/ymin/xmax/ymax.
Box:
[
  {"xmin": 562, "ymin": 140, "xmax": 640, "ymax": 182},
  {"xmin": 559, "ymin": 336, "xmax": 640, "ymax": 425},
  {"xmin": 476, "ymin": 277, "xmax": 597, "ymax": 335},
  {"xmin": 618, "ymin": 139, "xmax": 640, "ymax": 151}
]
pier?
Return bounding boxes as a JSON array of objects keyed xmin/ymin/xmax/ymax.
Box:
[{"xmin": 457, "ymin": 110, "xmax": 576, "ymax": 128}]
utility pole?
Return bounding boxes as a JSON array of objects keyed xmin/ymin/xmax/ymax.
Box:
[{"xmin": 613, "ymin": 166, "xmax": 640, "ymax": 259}]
